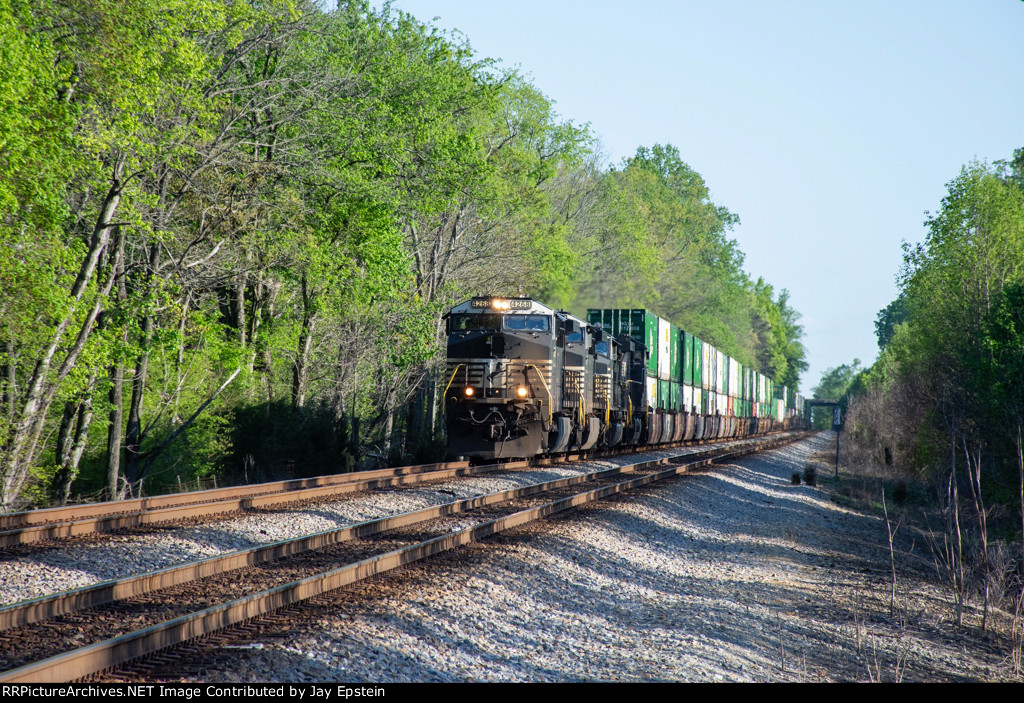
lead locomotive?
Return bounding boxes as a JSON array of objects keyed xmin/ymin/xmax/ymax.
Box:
[{"xmin": 443, "ymin": 295, "xmax": 806, "ymax": 460}]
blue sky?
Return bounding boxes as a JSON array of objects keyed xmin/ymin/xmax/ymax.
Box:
[{"xmin": 387, "ymin": 1, "xmax": 1023, "ymax": 392}]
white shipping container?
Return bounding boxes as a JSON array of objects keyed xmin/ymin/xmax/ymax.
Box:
[
  {"xmin": 716, "ymin": 352, "xmax": 724, "ymax": 397},
  {"xmin": 683, "ymin": 384, "xmax": 694, "ymax": 412},
  {"xmin": 646, "ymin": 376, "xmax": 658, "ymax": 410},
  {"xmin": 702, "ymin": 344, "xmax": 714, "ymax": 390},
  {"xmin": 658, "ymin": 317, "xmax": 671, "ymax": 380},
  {"xmin": 728, "ymin": 359, "xmax": 739, "ymax": 399}
]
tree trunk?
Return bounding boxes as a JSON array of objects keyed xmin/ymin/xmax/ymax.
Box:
[
  {"xmin": 383, "ymin": 408, "xmax": 395, "ymax": 462},
  {"xmin": 0, "ymin": 163, "xmax": 124, "ymax": 510},
  {"xmin": 55, "ymin": 382, "xmax": 95, "ymax": 505},
  {"xmin": 172, "ymin": 293, "xmax": 190, "ymax": 424},
  {"xmin": 291, "ymin": 274, "xmax": 316, "ymax": 410},
  {"xmin": 55, "ymin": 402, "xmax": 78, "ymax": 478},
  {"xmin": 105, "ymin": 228, "xmax": 129, "ymax": 502},
  {"xmin": 125, "ymin": 244, "xmax": 161, "ymax": 486},
  {"xmin": 106, "ymin": 361, "xmax": 125, "ymax": 501}
]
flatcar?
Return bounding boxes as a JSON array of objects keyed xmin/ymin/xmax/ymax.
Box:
[{"xmin": 443, "ymin": 295, "xmax": 806, "ymax": 460}]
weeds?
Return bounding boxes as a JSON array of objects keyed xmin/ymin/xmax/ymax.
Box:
[
  {"xmin": 882, "ymin": 487, "xmax": 902, "ymax": 617},
  {"xmin": 804, "ymin": 464, "xmax": 817, "ymax": 486}
]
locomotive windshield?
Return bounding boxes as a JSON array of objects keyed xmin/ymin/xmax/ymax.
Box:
[
  {"xmin": 503, "ymin": 315, "xmax": 551, "ymax": 332},
  {"xmin": 450, "ymin": 313, "xmax": 500, "ymax": 332}
]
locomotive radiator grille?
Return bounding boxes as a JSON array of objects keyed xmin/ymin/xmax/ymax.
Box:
[
  {"xmin": 562, "ymin": 370, "xmax": 584, "ymax": 401},
  {"xmin": 504, "ymin": 361, "xmax": 552, "ymax": 391},
  {"xmin": 446, "ymin": 360, "xmax": 553, "ymax": 398},
  {"xmin": 445, "ymin": 361, "xmax": 487, "ymax": 390},
  {"xmin": 562, "ymin": 369, "xmax": 588, "ymax": 424},
  {"xmin": 593, "ymin": 374, "xmax": 612, "ymax": 410}
]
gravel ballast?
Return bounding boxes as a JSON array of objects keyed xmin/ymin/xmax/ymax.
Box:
[
  {"xmin": 183, "ymin": 433, "xmax": 1011, "ymax": 682},
  {"xmin": 0, "ymin": 443, "xmax": 726, "ymax": 606}
]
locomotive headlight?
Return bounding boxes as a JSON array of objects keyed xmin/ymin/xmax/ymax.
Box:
[
  {"xmin": 464, "ymin": 387, "xmax": 474, "ymax": 397},
  {"xmin": 491, "ymin": 299, "xmax": 510, "ymax": 310},
  {"xmin": 516, "ymin": 386, "xmax": 528, "ymax": 398}
]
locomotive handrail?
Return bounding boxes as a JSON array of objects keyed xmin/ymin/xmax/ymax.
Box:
[
  {"xmin": 526, "ymin": 364, "xmax": 553, "ymax": 425},
  {"xmin": 577, "ymin": 374, "xmax": 586, "ymax": 426},
  {"xmin": 443, "ymin": 363, "xmax": 465, "ymax": 397},
  {"xmin": 620, "ymin": 379, "xmax": 643, "ymax": 426},
  {"xmin": 594, "ymin": 383, "xmax": 611, "ymax": 425}
]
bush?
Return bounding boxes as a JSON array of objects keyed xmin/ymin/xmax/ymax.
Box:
[
  {"xmin": 223, "ymin": 401, "xmax": 357, "ymax": 484},
  {"xmin": 803, "ymin": 465, "xmax": 817, "ymax": 486}
]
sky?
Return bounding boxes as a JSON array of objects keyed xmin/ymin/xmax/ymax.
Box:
[{"xmin": 385, "ymin": 0, "xmax": 1023, "ymax": 393}]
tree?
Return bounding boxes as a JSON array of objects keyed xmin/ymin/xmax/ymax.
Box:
[{"xmin": 812, "ymin": 359, "xmax": 862, "ymax": 405}]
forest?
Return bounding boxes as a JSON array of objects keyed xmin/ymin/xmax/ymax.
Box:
[{"xmin": 0, "ymin": 0, "xmax": 806, "ymax": 510}]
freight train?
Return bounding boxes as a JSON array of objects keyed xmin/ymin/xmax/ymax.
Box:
[{"xmin": 443, "ymin": 295, "xmax": 808, "ymax": 460}]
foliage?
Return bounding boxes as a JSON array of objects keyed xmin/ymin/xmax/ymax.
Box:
[
  {"xmin": 875, "ymin": 294, "xmax": 909, "ymax": 351},
  {"xmin": 813, "ymin": 359, "xmax": 863, "ymax": 401},
  {"xmin": 560, "ymin": 144, "xmax": 806, "ymax": 385},
  {"xmin": 846, "ymin": 154, "xmax": 1024, "ymax": 549}
]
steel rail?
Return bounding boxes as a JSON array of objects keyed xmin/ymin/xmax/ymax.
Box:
[{"xmin": 0, "ymin": 432, "xmax": 808, "ymax": 683}]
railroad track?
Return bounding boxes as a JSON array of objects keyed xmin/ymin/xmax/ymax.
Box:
[
  {"xmin": 0, "ymin": 432, "xmax": 790, "ymax": 549},
  {"xmin": 0, "ymin": 459, "xmax": 488, "ymax": 548},
  {"xmin": 0, "ymin": 431, "xmax": 809, "ymax": 682}
]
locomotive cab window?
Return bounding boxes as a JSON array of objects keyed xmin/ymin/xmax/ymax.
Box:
[
  {"xmin": 451, "ymin": 313, "xmax": 500, "ymax": 332},
  {"xmin": 504, "ymin": 315, "xmax": 551, "ymax": 332}
]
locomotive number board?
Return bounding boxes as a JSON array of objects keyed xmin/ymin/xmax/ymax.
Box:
[{"xmin": 471, "ymin": 298, "xmax": 532, "ymax": 310}]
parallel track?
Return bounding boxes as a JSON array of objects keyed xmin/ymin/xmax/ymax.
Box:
[
  {"xmin": 0, "ymin": 460, "xmax": 514, "ymax": 548},
  {"xmin": 0, "ymin": 431, "xmax": 790, "ymax": 548}
]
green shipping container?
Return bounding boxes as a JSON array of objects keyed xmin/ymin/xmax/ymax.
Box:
[
  {"xmin": 670, "ymin": 381, "xmax": 682, "ymax": 411},
  {"xmin": 670, "ymin": 324, "xmax": 682, "ymax": 383},
  {"xmin": 636, "ymin": 310, "xmax": 659, "ymax": 377},
  {"xmin": 682, "ymin": 331, "xmax": 694, "ymax": 386},
  {"xmin": 587, "ymin": 308, "xmax": 660, "ymax": 376},
  {"xmin": 692, "ymin": 335, "xmax": 703, "ymax": 389}
]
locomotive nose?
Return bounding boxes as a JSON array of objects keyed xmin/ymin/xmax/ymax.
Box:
[{"xmin": 489, "ymin": 333, "xmax": 506, "ymax": 357}]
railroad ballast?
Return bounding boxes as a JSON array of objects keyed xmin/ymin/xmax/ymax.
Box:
[{"xmin": 444, "ymin": 296, "xmax": 808, "ymax": 460}]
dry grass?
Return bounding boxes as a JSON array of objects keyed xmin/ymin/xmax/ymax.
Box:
[{"xmin": 806, "ymin": 435, "xmax": 1023, "ymax": 680}]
